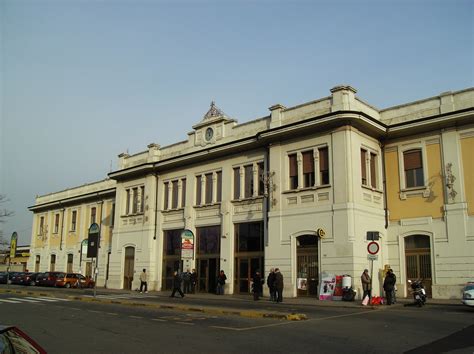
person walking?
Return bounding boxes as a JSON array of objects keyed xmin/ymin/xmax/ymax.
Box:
[
  {"xmin": 170, "ymin": 271, "xmax": 185, "ymax": 298},
  {"xmin": 139, "ymin": 269, "xmax": 148, "ymax": 293},
  {"xmin": 274, "ymin": 268, "xmax": 284, "ymax": 303},
  {"xmin": 267, "ymin": 268, "xmax": 276, "ymax": 302},
  {"xmin": 383, "ymin": 269, "xmax": 396, "ymax": 305},
  {"xmin": 182, "ymin": 269, "xmax": 191, "ymax": 294},
  {"xmin": 216, "ymin": 270, "xmax": 227, "ymax": 295},
  {"xmin": 190, "ymin": 269, "xmax": 197, "ymax": 293},
  {"xmin": 361, "ymin": 269, "xmax": 372, "ymax": 302},
  {"xmin": 252, "ymin": 271, "xmax": 264, "ymax": 301}
]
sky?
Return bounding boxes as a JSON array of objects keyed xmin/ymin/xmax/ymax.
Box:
[{"xmin": 1, "ymin": 0, "xmax": 473, "ymax": 245}]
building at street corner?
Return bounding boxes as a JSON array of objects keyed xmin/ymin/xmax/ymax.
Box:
[{"xmin": 27, "ymin": 86, "xmax": 474, "ymax": 299}]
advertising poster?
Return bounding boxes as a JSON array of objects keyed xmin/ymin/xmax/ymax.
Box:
[
  {"xmin": 319, "ymin": 274, "xmax": 336, "ymax": 300},
  {"xmin": 181, "ymin": 229, "xmax": 194, "ymax": 259},
  {"xmin": 332, "ymin": 275, "xmax": 344, "ymax": 300}
]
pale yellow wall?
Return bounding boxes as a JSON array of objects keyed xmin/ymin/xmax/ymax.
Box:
[
  {"xmin": 386, "ymin": 143, "xmax": 444, "ymax": 220},
  {"xmin": 65, "ymin": 207, "xmax": 80, "ymax": 247},
  {"xmin": 461, "ymin": 137, "xmax": 474, "ymax": 215},
  {"xmin": 49, "ymin": 211, "xmax": 61, "ymax": 248}
]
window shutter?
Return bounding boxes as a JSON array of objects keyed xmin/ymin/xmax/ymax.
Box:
[
  {"xmin": 289, "ymin": 154, "xmax": 298, "ymax": 176},
  {"xmin": 361, "ymin": 149, "xmax": 367, "ymax": 181},
  {"xmin": 370, "ymin": 153, "xmax": 377, "ymax": 188},
  {"xmin": 319, "ymin": 148, "xmax": 328, "ymax": 171},
  {"xmin": 302, "ymin": 151, "xmax": 314, "ymax": 173},
  {"xmin": 404, "ymin": 150, "xmax": 422, "ymax": 170}
]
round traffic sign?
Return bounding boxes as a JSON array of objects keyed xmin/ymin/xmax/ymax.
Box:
[{"xmin": 367, "ymin": 241, "xmax": 380, "ymax": 255}]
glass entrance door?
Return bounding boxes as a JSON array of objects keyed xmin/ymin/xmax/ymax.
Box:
[
  {"xmin": 296, "ymin": 235, "xmax": 319, "ymax": 297},
  {"xmin": 197, "ymin": 258, "xmax": 219, "ymax": 293},
  {"xmin": 235, "ymin": 257, "xmax": 263, "ymax": 294}
]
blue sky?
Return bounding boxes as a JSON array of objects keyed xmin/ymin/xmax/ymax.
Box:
[{"xmin": 1, "ymin": 0, "xmax": 473, "ymax": 245}]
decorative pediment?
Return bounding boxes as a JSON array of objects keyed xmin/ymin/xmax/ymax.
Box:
[{"xmin": 203, "ymin": 101, "xmax": 228, "ymax": 121}]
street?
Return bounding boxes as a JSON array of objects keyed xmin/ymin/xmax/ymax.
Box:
[{"xmin": 1, "ymin": 290, "xmax": 473, "ymax": 353}]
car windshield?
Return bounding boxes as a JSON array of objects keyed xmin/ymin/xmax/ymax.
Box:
[{"xmin": 465, "ymin": 285, "xmax": 474, "ymax": 291}]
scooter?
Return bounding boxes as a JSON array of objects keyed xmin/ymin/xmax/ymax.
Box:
[{"xmin": 408, "ymin": 279, "xmax": 427, "ymax": 307}]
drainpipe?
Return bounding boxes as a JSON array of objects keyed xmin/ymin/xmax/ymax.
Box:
[
  {"xmin": 154, "ymin": 173, "xmax": 159, "ymax": 240},
  {"xmin": 59, "ymin": 202, "xmax": 65, "ymax": 251},
  {"xmin": 381, "ymin": 144, "xmax": 389, "ymax": 229},
  {"xmin": 264, "ymin": 146, "xmax": 270, "ymax": 247}
]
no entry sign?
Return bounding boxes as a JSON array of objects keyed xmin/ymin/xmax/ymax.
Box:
[{"xmin": 367, "ymin": 241, "xmax": 380, "ymax": 255}]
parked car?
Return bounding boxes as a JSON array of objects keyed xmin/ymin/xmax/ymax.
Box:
[
  {"xmin": 0, "ymin": 325, "xmax": 47, "ymax": 353},
  {"xmin": 34, "ymin": 273, "xmax": 45, "ymax": 286},
  {"xmin": 0, "ymin": 272, "xmax": 7, "ymax": 284},
  {"xmin": 56, "ymin": 273, "xmax": 95, "ymax": 288},
  {"xmin": 461, "ymin": 282, "xmax": 474, "ymax": 307},
  {"xmin": 10, "ymin": 272, "xmax": 26, "ymax": 285},
  {"xmin": 20, "ymin": 272, "xmax": 41, "ymax": 286},
  {"xmin": 36, "ymin": 272, "xmax": 66, "ymax": 287}
]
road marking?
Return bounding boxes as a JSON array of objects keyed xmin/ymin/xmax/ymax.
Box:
[
  {"xmin": 7, "ymin": 297, "xmax": 40, "ymax": 303},
  {"xmin": 88, "ymin": 310, "xmax": 103, "ymax": 313},
  {"xmin": 106, "ymin": 313, "xmax": 118, "ymax": 316},
  {"xmin": 211, "ymin": 310, "xmax": 377, "ymax": 332},
  {"xmin": 33, "ymin": 297, "xmax": 71, "ymax": 302},
  {"xmin": 151, "ymin": 319, "xmax": 167, "ymax": 322},
  {"xmin": 0, "ymin": 299, "xmax": 22, "ymax": 303},
  {"xmin": 176, "ymin": 322, "xmax": 194, "ymax": 325}
]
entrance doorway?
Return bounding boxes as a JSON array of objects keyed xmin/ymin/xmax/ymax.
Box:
[
  {"xmin": 235, "ymin": 257, "xmax": 264, "ymax": 293},
  {"xmin": 296, "ymin": 235, "xmax": 319, "ymax": 297},
  {"xmin": 405, "ymin": 235, "xmax": 432, "ymax": 297},
  {"xmin": 197, "ymin": 258, "xmax": 219, "ymax": 293},
  {"xmin": 124, "ymin": 246, "xmax": 135, "ymax": 290}
]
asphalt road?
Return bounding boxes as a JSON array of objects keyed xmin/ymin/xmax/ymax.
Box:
[{"xmin": 1, "ymin": 292, "xmax": 473, "ymax": 354}]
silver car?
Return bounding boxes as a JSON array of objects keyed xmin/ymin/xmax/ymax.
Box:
[{"xmin": 461, "ymin": 282, "xmax": 474, "ymax": 307}]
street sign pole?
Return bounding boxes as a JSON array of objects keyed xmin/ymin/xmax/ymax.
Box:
[{"xmin": 366, "ymin": 241, "xmax": 380, "ymax": 294}]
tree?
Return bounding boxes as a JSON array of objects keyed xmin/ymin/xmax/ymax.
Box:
[{"xmin": 0, "ymin": 194, "xmax": 14, "ymax": 249}]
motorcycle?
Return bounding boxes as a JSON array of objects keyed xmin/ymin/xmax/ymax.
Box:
[{"xmin": 408, "ymin": 279, "xmax": 427, "ymax": 307}]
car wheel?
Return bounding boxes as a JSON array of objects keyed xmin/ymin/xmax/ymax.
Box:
[
  {"xmin": 65, "ymin": 283, "xmax": 71, "ymax": 289},
  {"xmin": 30, "ymin": 281, "xmax": 35, "ymax": 286}
]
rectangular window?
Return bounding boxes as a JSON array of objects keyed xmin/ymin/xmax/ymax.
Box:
[
  {"xmin": 39, "ymin": 216, "xmax": 45, "ymax": 235},
  {"xmin": 67, "ymin": 254, "xmax": 73, "ymax": 273},
  {"xmin": 71, "ymin": 211, "xmax": 77, "ymax": 231},
  {"xmin": 404, "ymin": 149, "xmax": 424, "ymax": 188},
  {"xmin": 319, "ymin": 147, "xmax": 329, "ymax": 185},
  {"xmin": 235, "ymin": 222, "xmax": 264, "ymax": 252},
  {"xmin": 233, "ymin": 167, "xmax": 240, "ymax": 200},
  {"xmin": 289, "ymin": 154, "xmax": 298, "ymax": 189},
  {"xmin": 196, "ymin": 175, "xmax": 202, "ymax": 205},
  {"xmin": 132, "ymin": 188, "xmax": 138, "ymax": 213},
  {"xmin": 164, "ymin": 229, "xmax": 182, "ymax": 256},
  {"xmin": 361, "ymin": 149, "xmax": 368, "ymax": 185},
  {"xmin": 205, "ymin": 173, "xmax": 213, "ymax": 204},
  {"xmin": 370, "ymin": 152, "xmax": 377, "ymax": 188},
  {"xmin": 90, "ymin": 207, "xmax": 96, "ymax": 224},
  {"xmin": 126, "ymin": 189, "xmax": 130, "ymax": 214},
  {"xmin": 302, "ymin": 151, "xmax": 315, "ymax": 188},
  {"xmin": 172, "ymin": 180, "xmax": 179, "ymax": 209},
  {"xmin": 216, "ymin": 171, "xmax": 222, "ymax": 202},
  {"xmin": 50, "ymin": 255, "xmax": 56, "ymax": 272},
  {"xmin": 163, "ymin": 182, "xmax": 169, "ymax": 210},
  {"xmin": 197, "ymin": 226, "xmax": 220, "ymax": 255},
  {"xmin": 54, "ymin": 214, "xmax": 60, "ymax": 233},
  {"xmin": 244, "ymin": 165, "xmax": 253, "ymax": 198},
  {"xmin": 258, "ymin": 162, "xmax": 265, "ymax": 196},
  {"xmin": 181, "ymin": 179, "xmax": 186, "ymax": 207},
  {"xmin": 140, "ymin": 186, "xmax": 145, "ymax": 213}
]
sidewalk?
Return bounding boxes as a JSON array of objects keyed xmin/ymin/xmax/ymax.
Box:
[{"xmin": 0, "ymin": 285, "xmax": 463, "ymax": 321}]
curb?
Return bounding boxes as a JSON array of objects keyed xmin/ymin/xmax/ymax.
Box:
[{"xmin": 0, "ymin": 289, "xmax": 307, "ymax": 321}]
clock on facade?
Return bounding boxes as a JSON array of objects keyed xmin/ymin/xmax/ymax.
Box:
[{"xmin": 205, "ymin": 127, "xmax": 214, "ymax": 141}]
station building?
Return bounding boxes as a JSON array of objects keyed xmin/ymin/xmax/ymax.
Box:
[{"xmin": 28, "ymin": 86, "xmax": 474, "ymax": 299}]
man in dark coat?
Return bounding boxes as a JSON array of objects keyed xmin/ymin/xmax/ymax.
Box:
[
  {"xmin": 216, "ymin": 270, "xmax": 227, "ymax": 295},
  {"xmin": 383, "ymin": 269, "xmax": 396, "ymax": 305},
  {"xmin": 267, "ymin": 268, "xmax": 276, "ymax": 302},
  {"xmin": 170, "ymin": 271, "xmax": 185, "ymax": 298},
  {"xmin": 274, "ymin": 268, "xmax": 284, "ymax": 303},
  {"xmin": 190, "ymin": 269, "xmax": 197, "ymax": 293},
  {"xmin": 252, "ymin": 271, "xmax": 264, "ymax": 301}
]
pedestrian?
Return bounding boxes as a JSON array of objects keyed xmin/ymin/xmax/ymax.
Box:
[
  {"xmin": 190, "ymin": 269, "xmax": 197, "ymax": 293},
  {"xmin": 267, "ymin": 268, "xmax": 276, "ymax": 302},
  {"xmin": 274, "ymin": 268, "xmax": 284, "ymax": 303},
  {"xmin": 216, "ymin": 270, "xmax": 227, "ymax": 295},
  {"xmin": 182, "ymin": 269, "xmax": 191, "ymax": 294},
  {"xmin": 361, "ymin": 269, "xmax": 371, "ymax": 301},
  {"xmin": 170, "ymin": 271, "xmax": 185, "ymax": 298},
  {"xmin": 139, "ymin": 268, "xmax": 148, "ymax": 293},
  {"xmin": 383, "ymin": 269, "xmax": 396, "ymax": 305},
  {"xmin": 252, "ymin": 271, "xmax": 264, "ymax": 301}
]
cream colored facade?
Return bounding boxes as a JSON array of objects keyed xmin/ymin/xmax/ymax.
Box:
[{"xmin": 28, "ymin": 86, "xmax": 474, "ymax": 299}]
